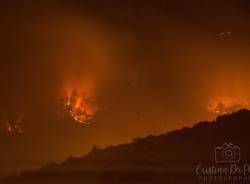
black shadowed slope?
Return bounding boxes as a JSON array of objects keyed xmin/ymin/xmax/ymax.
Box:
[{"xmin": 2, "ymin": 109, "xmax": 250, "ymax": 184}]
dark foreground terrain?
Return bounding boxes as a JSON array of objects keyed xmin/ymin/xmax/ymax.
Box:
[{"xmin": 2, "ymin": 109, "xmax": 250, "ymax": 184}]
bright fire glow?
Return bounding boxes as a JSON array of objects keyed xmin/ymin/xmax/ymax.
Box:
[
  {"xmin": 208, "ymin": 96, "xmax": 249, "ymax": 114},
  {"xmin": 62, "ymin": 89, "xmax": 97, "ymax": 124},
  {"xmin": 5, "ymin": 123, "xmax": 23, "ymax": 134}
]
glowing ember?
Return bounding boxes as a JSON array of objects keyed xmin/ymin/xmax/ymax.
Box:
[
  {"xmin": 208, "ymin": 96, "xmax": 249, "ymax": 115},
  {"xmin": 5, "ymin": 122, "xmax": 23, "ymax": 134},
  {"xmin": 62, "ymin": 89, "xmax": 97, "ymax": 124}
]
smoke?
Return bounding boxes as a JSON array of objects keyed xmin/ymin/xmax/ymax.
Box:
[
  {"xmin": 1, "ymin": 0, "xmax": 250, "ymax": 178},
  {"xmin": 0, "ymin": 1, "xmax": 119, "ymax": 131}
]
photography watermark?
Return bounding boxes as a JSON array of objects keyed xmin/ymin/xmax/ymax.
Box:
[
  {"xmin": 215, "ymin": 143, "xmax": 240, "ymax": 163},
  {"xmin": 196, "ymin": 143, "xmax": 250, "ymax": 182}
]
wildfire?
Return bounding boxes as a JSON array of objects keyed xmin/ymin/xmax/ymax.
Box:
[
  {"xmin": 208, "ymin": 96, "xmax": 249, "ymax": 115},
  {"xmin": 62, "ymin": 89, "xmax": 97, "ymax": 124},
  {"xmin": 2, "ymin": 115, "xmax": 24, "ymax": 134},
  {"xmin": 5, "ymin": 122, "xmax": 23, "ymax": 134}
]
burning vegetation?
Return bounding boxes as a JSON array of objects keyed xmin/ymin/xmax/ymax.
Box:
[
  {"xmin": 5, "ymin": 123, "xmax": 23, "ymax": 134},
  {"xmin": 208, "ymin": 96, "xmax": 249, "ymax": 115},
  {"xmin": 61, "ymin": 89, "xmax": 98, "ymax": 124},
  {"xmin": 3, "ymin": 116, "xmax": 24, "ymax": 134}
]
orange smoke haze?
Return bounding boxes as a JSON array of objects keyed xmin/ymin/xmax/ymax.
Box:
[
  {"xmin": 1, "ymin": 0, "xmax": 250, "ymax": 179},
  {"xmin": 38, "ymin": 11, "xmax": 118, "ymax": 125}
]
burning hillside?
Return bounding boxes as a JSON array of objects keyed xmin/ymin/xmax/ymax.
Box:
[
  {"xmin": 208, "ymin": 96, "xmax": 249, "ymax": 115},
  {"xmin": 61, "ymin": 88, "xmax": 98, "ymax": 124}
]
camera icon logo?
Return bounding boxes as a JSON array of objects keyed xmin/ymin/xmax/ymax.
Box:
[{"xmin": 215, "ymin": 143, "xmax": 240, "ymax": 163}]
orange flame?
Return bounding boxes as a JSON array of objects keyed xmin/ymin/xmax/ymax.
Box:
[
  {"xmin": 62, "ymin": 88, "xmax": 98, "ymax": 124},
  {"xmin": 3, "ymin": 115, "xmax": 24, "ymax": 134},
  {"xmin": 4, "ymin": 122, "xmax": 23, "ymax": 134},
  {"xmin": 208, "ymin": 96, "xmax": 249, "ymax": 114}
]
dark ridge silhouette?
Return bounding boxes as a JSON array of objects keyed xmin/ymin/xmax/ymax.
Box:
[{"xmin": 2, "ymin": 109, "xmax": 250, "ymax": 184}]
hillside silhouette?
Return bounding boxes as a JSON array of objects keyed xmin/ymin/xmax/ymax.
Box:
[{"xmin": 2, "ymin": 109, "xmax": 250, "ymax": 184}]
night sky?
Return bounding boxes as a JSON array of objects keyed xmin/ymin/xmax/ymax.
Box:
[{"xmin": 1, "ymin": 0, "xmax": 250, "ymax": 178}]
